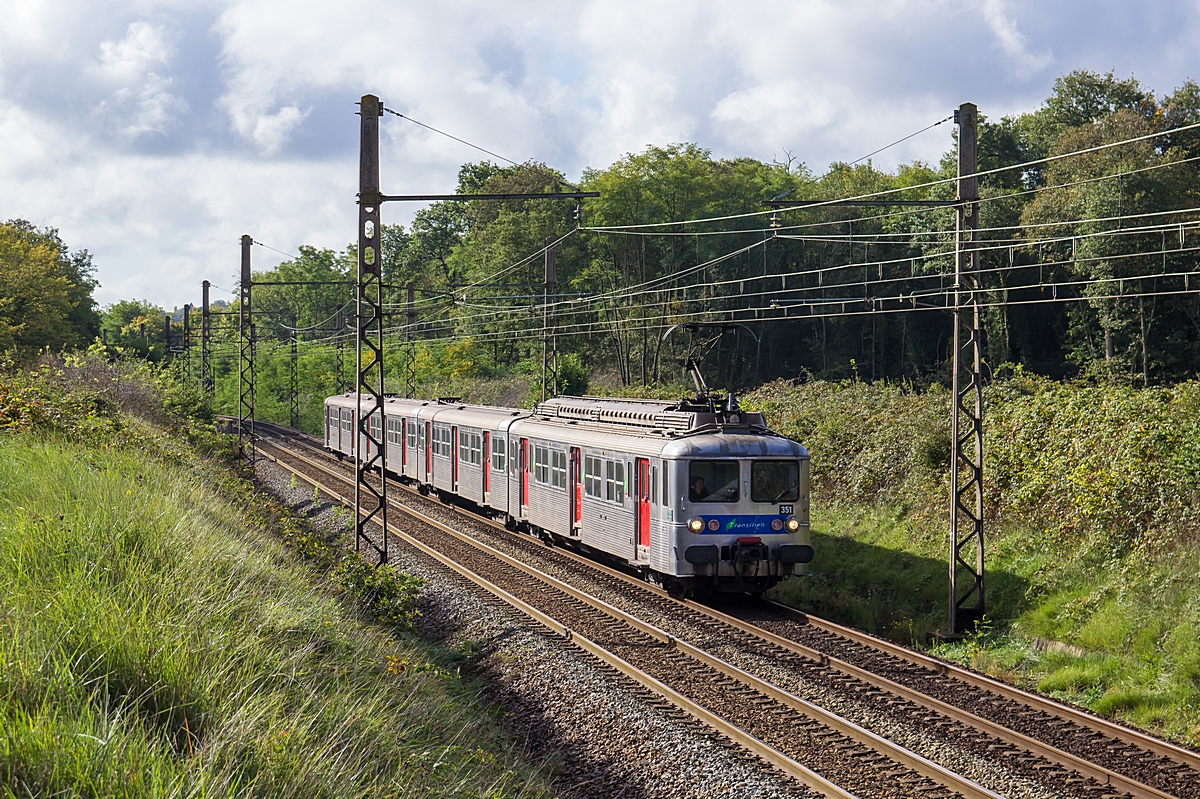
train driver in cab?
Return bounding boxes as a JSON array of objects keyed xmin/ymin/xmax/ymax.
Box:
[{"xmin": 690, "ymin": 476, "xmax": 709, "ymax": 502}]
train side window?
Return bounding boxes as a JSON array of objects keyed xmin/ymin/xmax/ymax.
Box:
[
  {"xmin": 459, "ymin": 430, "xmax": 482, "ymax": 465},
  {"xmin": 491, "ymin": 435, "xmax": 506, "ymax": 472},
  {"xmin": 551, "ymin": 450, "xmax": 567, "ymax": 489},
  {"xmin": 407, "ymin": 419, "xmax": 418, "ymax": 448},
  {"xmin": 651, "ymin": 465, "xmax": 658, "ymax": 505},
  {"xmin": 534, "ymin": 445, "xmax": 549, "ymax": 484},
  {"xmin": 585, "ymin": 456, "xmax": 602, "ymax": 497},
  {"xmin": 606, "ymin": 460, "xmax": 624, "ymax": 503},
  {"xmin": 661, "ymin": 462, "xmax": 669, "ymax": 506}
]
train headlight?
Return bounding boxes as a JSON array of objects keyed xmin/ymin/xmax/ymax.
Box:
[
  {"xmin": 785, "ymin": 516, "xmax": 800, "ymax": 532},
  {"xmin": 688, "ymin": 517, "xmax": 705, "ymax": 533},
  {"xmin": 770, "ymin": 518, "xmax": 783, "ymax": 531}
]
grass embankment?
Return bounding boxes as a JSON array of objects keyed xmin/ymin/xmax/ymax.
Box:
[
  {"xmin": 745, "ymin": 375, "xmax": 1200, "ymax": 745},
  {"xmin": 0, "ymin": 360, "xmax": 555, "ymax": 798}
]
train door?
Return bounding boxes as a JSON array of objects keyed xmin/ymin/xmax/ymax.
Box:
[
  {"xmin": 451, "ymin": 426, "xmax": 459, "ymax": 490},
  {"xmin": 636, "ymin": 458, "xmax": 650, "ymax": 554},
  {"xmin": 519, "ymin": 438, "xmax": 529, "ymax": 515},
  {"xmin": 424, "ymin": 421, "xmax": 432, "ymax": 482},
  {"xmin": 570, "ymin": 447, "xmax": 581, "ymax": 533},
  {"xmin": 350, "ymin": 411, "xmax": 356, "ymax": 457},
  {"xmin": 482, "ymin": 432, "xmax": 491, "ymax": 500},
  {"xmin": 401, "ymin": 419, "xmax": 407, "ymax": 467}
]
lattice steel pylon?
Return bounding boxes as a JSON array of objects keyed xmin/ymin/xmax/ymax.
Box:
[
  {"xmin": 404, "ymin": 281, "xmax": 417, "ymax": 399},
  {"xmin": 182, "ymin": 304, "xmax": 191, "ymax": 377},
  {"xmin": 354, "ymin": 94, "xmax": 388, "ymax": 565},
  {"xmin": 289, "ymin": 312, "xmax": 299, "ymax": 428},
  {"xmin": 949, "ymin": 102, "xmax": 985, "ymax": 635},
  {"xmin": 542, "ymin": 242, "xmax": 558, "ymax": 401},
  {"xmin": 238, "ymin": 234, "xmax": 256, "ymax": 461},
  {"xmin": 335, "ymin": 308, "xmax": 346, "ymax": 394},
  {"xmin": 201, "ymin": 280, "xmax": 213, "ymax": 393}
]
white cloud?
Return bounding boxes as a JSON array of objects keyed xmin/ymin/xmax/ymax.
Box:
[
  {"xmin": 97, "ymin": 21, "xmax": 173, "ymax": 83},
  {"xmin": 122, "ymin": 73, "xmax": 189, "ymax": 135},
  {"xmin": 91, "ymin": 21, "xmax": 188, "ymax": 136},
  {"xmin": 981, "ymin": 0, "xmax": 1053, "ymax": 78}
]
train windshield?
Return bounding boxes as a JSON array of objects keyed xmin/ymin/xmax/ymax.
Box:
[
  {"xmin": 689, "ymin": 460, "xmax": 739, "ymax": 503},
  {"xmin": 751, "ymin": 460, "xmax": 800, "ymax": 503}
]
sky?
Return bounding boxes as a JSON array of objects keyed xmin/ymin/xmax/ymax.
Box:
[{"xmin": 2, "ymin": 1, "xmax": 1199, "ymax": 310}]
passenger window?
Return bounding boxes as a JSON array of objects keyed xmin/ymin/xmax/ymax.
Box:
[{"xmin": 688, "ymin": 460, "xmax": 739, "ymax": 503}]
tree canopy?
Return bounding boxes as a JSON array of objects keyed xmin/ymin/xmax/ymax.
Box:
[{"xmin": 0, "ymin": 220, "xmax": 100, "ymax": 359}]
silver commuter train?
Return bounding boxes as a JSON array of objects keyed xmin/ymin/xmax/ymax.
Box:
[{"xmin": 323, "ymin": 392, "xmax": 813, "ymax": 595}]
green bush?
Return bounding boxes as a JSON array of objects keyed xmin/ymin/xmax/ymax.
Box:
[{"xmin": 745, "ymin": 376, "xmax": 1200, "ymax": 743}]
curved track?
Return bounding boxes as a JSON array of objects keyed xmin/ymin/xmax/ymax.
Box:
[{"xmin": 240, "ymin": 419, "xmax": 1200, "ymax": 799}]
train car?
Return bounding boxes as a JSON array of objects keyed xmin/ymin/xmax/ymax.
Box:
[{"xmin": 323, "ymin": 392, "xmax": 813, "ymax": 595}]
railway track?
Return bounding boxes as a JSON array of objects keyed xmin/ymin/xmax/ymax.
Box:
[{"xmin": 240, "ymin": 419, "xmax": 1199, "ymax": 799}]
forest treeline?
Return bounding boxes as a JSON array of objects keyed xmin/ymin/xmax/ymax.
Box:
[
  {"xmin": 7, "ymin": 70, "xmax": 1200, "ymax": 417},
  {"xmin": 188, "ymin": 69, "xmax": 1200, "ymax": 412}
]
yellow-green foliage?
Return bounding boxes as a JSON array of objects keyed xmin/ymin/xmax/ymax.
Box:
[{"xmin": 0, "ymin": 424, "xmax": 554, "ymax": 797}]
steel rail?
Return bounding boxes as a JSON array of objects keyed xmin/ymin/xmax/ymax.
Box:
[
  {"xmin": 262, "ymin": 439, "xmax": 999, "ymax": 799},
  {"xmin": 764, "ymin": 600, "xmax": 1200, "ymax": 773},
  {"xmin": 252, "ymin": 441, "xmax": 858, "ymax": 799},
  {"xmin": 248, "ymin": 420, "xmax": 1187, "ymax": 799}
]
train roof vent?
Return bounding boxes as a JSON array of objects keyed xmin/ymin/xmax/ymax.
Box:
[{"xmin": 533, "ymin": 397, "xmax": 699, "ymax": 433}]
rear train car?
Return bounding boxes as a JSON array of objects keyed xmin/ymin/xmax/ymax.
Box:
[{"xmin": 323, "ymin": 393, "xmax": 813, "ymax": 595}]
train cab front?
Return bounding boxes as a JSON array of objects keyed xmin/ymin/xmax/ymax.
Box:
[{"xmin": 677, "ymin": 447, "xmax": 813, "ymax": 594}]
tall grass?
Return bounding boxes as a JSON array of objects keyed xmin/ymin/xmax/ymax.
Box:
[{"xmin": 0, "ymin": 428, "xmax": 555, "ymax": 797}]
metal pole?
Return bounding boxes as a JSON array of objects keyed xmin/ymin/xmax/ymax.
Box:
[
  {"xmin": 354, "ymin": 94, "xmax": 388, "ymax": 566},
  {"xmin": 405, "ymin": 281, "xmax": 417, "ymax": 399},
  {"xmin": 335, "ymin": 308, "xmax": 345, "ymax": 394},
  {"xmin": 182, "ymin": 304, "xmax": 191, "ymax": 376},
  {"xmin": 201, "ymin": 281, "xmax": 213, "ymax": 393},
  {"xmin": 238, "ymin": 234, "xmax": 256, "ymax": 461},
  {"xmin": 548, "ymin": 244, "xmax": 557, "ymax": 396},
  {"xmin": 290, "ymin": 312, "xmax": 299, "ymax": 428},
  {"xmin": 949, "ymin": 102, "xmax": 985, "ymax": 636},
  {"xmin": 542, "ymin": 241, "xmax": 555, "ymax": 403},
  {"xmin": 164, "ymin": 314, "xmax": 171, "ymax": 357}
]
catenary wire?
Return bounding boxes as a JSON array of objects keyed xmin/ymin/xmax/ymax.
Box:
[
  {"xmin": 382, "ymin": 106, "xmax": 518, "ymax": 166},
  {"xmin": 846, "ymin": 115, "xmax": 954, "ymax": 166}
]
